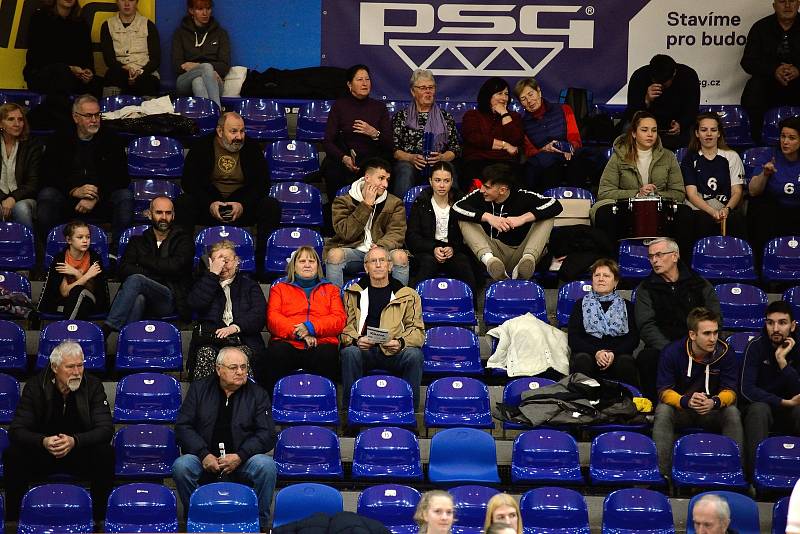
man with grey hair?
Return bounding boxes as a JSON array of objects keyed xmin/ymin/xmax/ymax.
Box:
[
  {"xmin": 692, "ymin": 493, "xmax": 734, "ymax": 534},
  {"xmin": 634, "ymin": 237, "xmax": 720, "ymax": 401},
  {"xmin": 173, "ymin": 346, "xmax": 277, "ymax": 531},
  {"xmin": 391, "ymin": 69, "xmax": 461, "ymax": 198},
  {"xmin": 175, "ymin": 111, "xmax": 281, "ymax": 274},
  {"xmin": 4, "ymin": 341, "xmax": 114, "ymax": 521},
  {"xmin": 37, "ymin": 94, "xmax": 133, "ymax": 248}
]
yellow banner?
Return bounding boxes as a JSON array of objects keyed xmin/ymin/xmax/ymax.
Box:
[{"xmin": 0, "ymin": 0, "xmax": 156, "ymax": 89}]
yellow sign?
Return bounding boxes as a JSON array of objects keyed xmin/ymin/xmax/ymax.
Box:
[{"xmin": 0, "ymin": 0, "xmax": 156, "ymax": 89}]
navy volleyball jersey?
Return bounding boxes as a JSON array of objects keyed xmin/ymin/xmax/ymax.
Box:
[
  {"xmin": 763, "ymin": 149, "xmax": 800, "ymax": 207},
  {"xmin": 680, "ymin": 148, "xmax": 744, "ymax": 205}
]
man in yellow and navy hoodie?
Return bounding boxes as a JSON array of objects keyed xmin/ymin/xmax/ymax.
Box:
[{"xmin": 653, "ymin": 307, "xmax": 744, "ymax": 476}]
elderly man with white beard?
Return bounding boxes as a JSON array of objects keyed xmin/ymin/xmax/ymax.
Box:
[{"xmin": 4, "ymin": 341, "xmax": 114, "ymax": 522}]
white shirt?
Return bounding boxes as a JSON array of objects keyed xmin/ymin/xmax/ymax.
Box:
[{"xmin": 431, "ymin": 198, "xmax": 450, "ymax": 242}]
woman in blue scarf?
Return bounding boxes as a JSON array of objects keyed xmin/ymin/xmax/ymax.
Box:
[
  {"xmin": 391, "ymin": 69, "xmax": 462, "ymax": 198},
  {"xmin": 567, "ymin": 258, "xmax": 639, "ymax": 385}
]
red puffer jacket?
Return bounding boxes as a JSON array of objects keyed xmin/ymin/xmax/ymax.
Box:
[{"xmin": 267, "ymin": 280, "xmax": 346, "ymax": 349}]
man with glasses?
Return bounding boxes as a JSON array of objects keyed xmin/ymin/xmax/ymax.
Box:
[
  {"xmin": 340, "ymin": 246, "xmax": 425, "ymax": 416},
  {"xmin": 324, "ymin": 157, "xmax": 409, "ymax": 287},
  {"xmin": 173, "ymin": 346, "xmax": 277, "ymax": 531},
  {"xmin": 37, "ymin": 94, "xmax": 133, "ymax": 250},
  {"xmin": 635, "ymin": 237, "xmax": 720, "ymax": 401},
  {"xmin": 741, "ymin": 0, "xmax": 800, "ymax": 143},
  {"xmin": 4, "ymin": 341, "xmax": 114, "ymax": 522}
]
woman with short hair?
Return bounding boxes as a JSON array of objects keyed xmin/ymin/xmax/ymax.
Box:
[{"xmin": 100, "ymin": 0, "xmax": 161, "ymax": 96}]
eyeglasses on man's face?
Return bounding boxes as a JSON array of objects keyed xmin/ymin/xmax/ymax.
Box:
[
  {"xmin": 647, "ymin": 250, "xmax": 676, "ymax": 261},
  {"xmin": 74, "ymin": 112, "xmax": 101, "ymax": 120}
]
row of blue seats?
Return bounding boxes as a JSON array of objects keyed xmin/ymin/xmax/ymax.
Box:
[{"xmin": 4, "ymin": 479, "xmax": 787, "ymax": 534}]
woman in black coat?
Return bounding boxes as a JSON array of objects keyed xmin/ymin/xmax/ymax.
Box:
[
  {"xmin": 407, "ymin": 161, "xmax": 477, "ymax": 288},
  {"xmin": 187, "ymin": 239, "xmax": 266, "ymax": 380}
]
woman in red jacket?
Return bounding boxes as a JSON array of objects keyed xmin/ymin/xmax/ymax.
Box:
[{"xmin": 262, "ymin": 246, "xmax": 346, "ymax": 393}]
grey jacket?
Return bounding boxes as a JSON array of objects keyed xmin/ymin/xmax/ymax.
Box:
[{"xmin": 171, "ymin": 16, "xmax": 230, "ymax": 78}]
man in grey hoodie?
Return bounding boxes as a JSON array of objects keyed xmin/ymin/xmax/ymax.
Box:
[{"xmin": 323, "ymin": 158, "xmax": 409, "ymax": 287}]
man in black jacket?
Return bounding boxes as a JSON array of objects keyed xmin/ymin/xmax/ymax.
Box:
[
  {"xmin": 37, "ymin": 94, "xmax": 133, "ymax": 247},
  {"xmin": 634, "ymin": 237, "xmax": 720, "ymax": 401},
  {"xmin": 4, "ymin": 341, "xmax": 114, "ymax": 521},
  {"xmin": 102, "ymin": 196, "xmax": 194, "ymax": 336},
  {"xmin": 173, "ymin": 346, "xmax": 277, "ymax": 531},
  {"xmin": 452, "ymin": 163, "xmax": 562, "ymax": 281},
  {"xmin": 175, "ymin": 111, "xmax": 281, "ymax": 273}
]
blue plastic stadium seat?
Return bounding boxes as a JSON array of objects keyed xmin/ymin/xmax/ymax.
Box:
[
  {"xmin": 699, "ymin": 105, "xmax": 753, "ymax": 147},
  {"xmin": 265, "ymin": 227, "xmax": 324, "ymax": 275},
  {"xmin": 272, "ymin": 483, "xmax": 343, "ymax": 528},
  {"xmin": 715, "ymin": 283, "xmax": 768, "ymax": 331},
  {"xmin": 439, "ymin": 101, "xmax": 477, "ymax": 130},
  {"xmin": 267, "ymin": 140, "xmax": 320, "ymax": 181},
  {"xmin": 422, "ymin": 326, "xmax": 482, "ymax": 376},
  {"xmin": 484, "ymin": 279, "xmax": 548, "ymax": 326},
  {"xmin": 352, "ymin": 426, "xmax": 423, "ymax": 481},
  {"xmin": 556, "ymin": 280, "xmax": 592, "ymax": 327},
  {"xmin": 686, "ymin": 491, "xmax": 759, "ymax": 534},
  {"xmin": 725, "ymin": 332, "xmax": 758, "ymax": 369},
  {"xmin": 428, "ymin": 428, "xmax": 500, "ymax": 485},
  {"xmin": 424, "ymin": 377, "xmax": 492, "ymax": 429},
  {"xmin": 672, "ymin": 433, "xmax": 747, "ymax": 490},
  {"xmin": 742, "ymin": 146, "xmax": 773, "ymax": 184},
  {"xmin": 589, "ymin": 431, "xmax": 664, "ymax": 486},
  {"xmin": 236, "ymin": 98, "xmax": 288, "ymax": 141},
  {"xmin": 37, "ymin": 320, "xmax": 106, "ymax": 371},
  {"xmin": 785, "ymin": 286, "xmax": 800, "ymax": 320},
  {"xmin": 601, "ymin": 488, "xmax": 674, "ymax": 534},
  {"xmin": 272, "ymin": 373, "xmax": 338, "ymax": 426},
  {"xmin": 0, "ymin": 373, "xmax": 19, "ymax": 424},
  {"xmin": 1, "ymin": 90, "xmax": 45, "ymax": 111},
  {"xmin": 403, "ymin": 185, "xmax": 429, "ymax": 217},
  {"xmin": 674, "ymin": 147, "xmax": 688, "ymax": 163},
  {"xmin": 543, "ymin": 186, "xmax": 596, "ymax": 204},
  {"xmin": 763, "ymin": 106, "xmax": 800, "ymax": 145},
  {"xmin": 45, "ymin": 223, "xmax": 109, "ymax": 269},
  {"xmin": 194, "ymin": 226, "xmax": 255, "ymax": 272},
  {"xmin": 348, "ymin": 375, "xmax": 416, "ymax": 428},
  {"xmin": 501, "ymin": 377, "xmax": 557, "ymax": 431},
  {"xmin": 118, "ymin": 224, "xmax": 149, "ymax": 259},
  {"xmin": 0, "ymin": 272, "xmax": 32, "ymax": 322},
  {"xmin": 335, "ymin": 184, "xmax": 350, "ymax": 198},
  {"xmin": 449, "ymin": 485, "xmax": 499, "ymax": 534},
  {"xmin": 754, "ymin": 436, "xmax": 800, "ymax": 493},
  {"xmin": 19, "ymin": 484, "xmax": 92, "ymax": 534},
  {"xmin": 357, "ymin": 484, "xmax": 420, "ymax": 534},
  {"xmin": 0, "ymin": 223, "xmax": 35, "ymax": 270},
  {"xmin": 520, "ymin": 487, "xmax": 590, "ymax": 534},
  {"xmin": 100, "ymin": 94, "xmax": 143, "ymax": 113},
  {"xmin": 114, "ymin": 424, "xmax": 179, "ymax": 478},
  {"xmin": 105, "ymin": 483, "xmax": 178, "ymax": 533},
  {"xmin": 115, "ymin": 321, "xmax": 182, "ymax": 372},
  {"xmin": 0, "ymin": 427, "xmax": 8, "ymax": 477},
  {"xmin": 273, "ymin": 425, "xmax": 343, "ymax": 479},
  {"xmin": 130, "ymin": 179, "xmax": 182, "ymax": 222},
  {"xmin": 295, "ymin": 100, "xmax": 333, "ymax": 142},
  {"xmin": 269, "ymin": 182, "xmax": 323, "ymax": 227},
  {"xmin": 113, "ymin": 372, "xmax": 181, "ymax": 423},
  {"xmin": 691, "ymin": 236, "xmax": 757, "ymax": 283},
  {"xmin": 187, "ymin": 482, "xmax": 259, "ymax": 533},
  {"xmin": 511, "ymin": 429, "xmax": 583, "ymax": 485},
  {"xmin": 127, "ymin": 137, "xmax": 184, "ymax": 178},
  {"xmin": 763, "ymin": 236, "xmax": 800, "ymax": 284},
  {"xmin": 173, "ymin": 97, "xmax": 220, "ymax": 137},
  {"xmin": 618, "ymin": 240, "xmax": 651, "ymax": 282},
  {"xmin": 773, "ymin": 497, "xmax": 789, "ymax": 534},
  {"xmin": 415, "ymin": 278, "xmax": 476, "ymax": 326}
]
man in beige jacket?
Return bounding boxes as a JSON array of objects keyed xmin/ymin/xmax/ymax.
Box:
[{"xmin": 340, "ymin": 246, "xmax": 425, "ymax": 411}]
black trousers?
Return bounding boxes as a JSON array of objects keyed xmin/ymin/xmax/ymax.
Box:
[
  {"xmin": 410, "ymin": 250, "xmax": 478, "ymax": 291},
  {"xmin": 174, "ymin": 192, "xmax": 282, "ymax": 271},
  {"xmin": 25, "ymin": 63, "xmax": 103, "ymax": 98},
  {"xmin": 635, "ymin": 347, "xmax": 661, "ymax": 403},
  {"xmin": 103, "ymin": 66, "xmax": 160, "ymax": 96},
  {"xmin": 743, "ymin": 401, "xmax": 800, "ymax": 478},
  {"xmin": 747, "ymin": 195, "xmax": 800, "ymax": 269},
  {"xmin": 259, "ymin": 340, "xmax": 341, "ymax": 394},
  {"xmin": 570, "ymin": 351, "xmax": 638, "ymax": 387},
  {"xmin": 4, "ymin": 442, "xmax": 115, "ymax": 520},
  {"xmin": 742, "ymin": 75, "xmax": 800, "ymax": 143},
  {"xmin": 59, "ymin": 286, "xmax": 100, "ymax": 320}
]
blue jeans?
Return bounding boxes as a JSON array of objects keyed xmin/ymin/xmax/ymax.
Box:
[
  {"xmin": 36, "ymin": 186, "xmax": 134, "ymax": 248},
  {"xmin": 172, "ymin": 453, "xmax": 277, "ymax": 530},
  {"xmin": 105, "ymin": 274, "xmax": 175, "ymax": 330},
  {"xmin": 341, "ymin": 345, "xmax": 423, "ymax": 410},
  {"xmin": 176, "ymin": 63, "xmax": 222, "ymax": 107},
  {"xmin": 325, "ymin": 247, "xmax": 409, "ymax": 287},
  {"xmin": 391, "ymin": 160, "xmax": 419, "ymax": 199},
  {"xmin": 8, "ymin": 199, "xmax": 35, "ymax": 230}
]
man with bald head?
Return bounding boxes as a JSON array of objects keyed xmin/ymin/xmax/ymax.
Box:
[{"xmin": 176, "ymin": 111, "xmax": 281, "ymax": 273}]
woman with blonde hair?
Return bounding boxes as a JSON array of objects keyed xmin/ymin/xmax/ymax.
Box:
[
  {"xmin": 414, "ymin": 490, "xmax": 455, "ymax": 534},
  {"xmin": 0, "ymin": 103, "xmax": 41, "ymax": 229},
  {"xmin": 483, "ymin": 493, "xmax": 523, "ymax": 534},
  {"xmin": 260, "ymin": 246, "xmax": 346, "ymax": 392}
]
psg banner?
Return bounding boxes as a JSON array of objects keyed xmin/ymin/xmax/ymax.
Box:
[{"xmin": 321, "ymin": 0, "xmax": 769, "ymax": 104}]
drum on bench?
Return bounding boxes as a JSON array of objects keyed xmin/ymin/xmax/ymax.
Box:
[{"xmin": 613, "ymin": 196, "xmax": 677, "ymax": 239}]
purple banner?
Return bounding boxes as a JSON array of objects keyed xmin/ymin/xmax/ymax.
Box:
[{"xmin": 322, "ymin": 0, "xmax": 649, "ymax": 103}]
